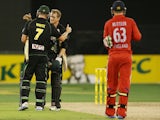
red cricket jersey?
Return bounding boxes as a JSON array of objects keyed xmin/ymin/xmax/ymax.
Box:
[{"xmin": 103, "ymin": 15, "xmax": 142, "ymax": 54}]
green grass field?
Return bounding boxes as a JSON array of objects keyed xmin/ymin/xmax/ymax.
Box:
[{"xmin": 0, "ymin": 83, "xmax": 160, "ymax": 120}]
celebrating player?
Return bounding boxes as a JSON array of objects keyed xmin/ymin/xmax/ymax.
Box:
[
  {"xmin": 19, "ymin": 5, "xmax": 71, "ymax": 111},
  {"xmin": 48, "ymin": 9, "xmax": 69, "ymax": 111},
  {"xmin": 103, "ymin": 0, "xmax": 142, "ymax": 119}
]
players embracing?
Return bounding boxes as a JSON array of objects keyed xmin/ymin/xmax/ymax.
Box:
[{"xmin": 19, "ymin": 5, "xmax": 71, "ymax": 111}]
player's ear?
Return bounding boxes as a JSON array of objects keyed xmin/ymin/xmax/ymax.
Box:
[
  {"xmin": 36, "ymin": 11, "xmax": 39, "ymax": 17},
  {"xmin": 110, "ymin": 7, "xmax": 114, "ymax": 16},
  {"xmin": 123, "ymin": 9, "xmax": 126, "ymax": 15}
]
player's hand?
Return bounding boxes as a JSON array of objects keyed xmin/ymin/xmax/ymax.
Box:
[
  {"xmin": 23, "ymin": 13, "xmax": 32, "ymax": 21},
  {"xmin": 66, "ymin": 24, "xmax": 72, "ymax": 34},
  {"xmin": 103, "ymin": 35, "xmax": 113, "ymax": 48},
  {"xmin": 55, "ymin": 56, "xmax": 62, "ymax": 65}
]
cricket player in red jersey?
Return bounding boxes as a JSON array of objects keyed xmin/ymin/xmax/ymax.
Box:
[{"xmin": 103, "ymin": 0, "xmax": 142, "ymax": 119}]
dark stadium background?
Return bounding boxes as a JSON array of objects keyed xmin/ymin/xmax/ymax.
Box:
[{"xmin": 0, "ymin": 0, "xmax": 159, "ymax": 54}]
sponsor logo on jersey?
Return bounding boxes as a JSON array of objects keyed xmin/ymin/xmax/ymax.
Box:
[{"xmin": 32, "ymin": 44, "xmax": 44, "ymax": 51}]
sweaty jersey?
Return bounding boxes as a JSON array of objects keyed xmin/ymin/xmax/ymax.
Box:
[
  {"xmin": 103, "ymin": 15, "xmax": 142, "ymax": 54},
  {"xmin": 22, "ymin": 18, "xmax": 61, "ymax": 55},
  {"xmin": 48, "ymin": 23, "xmax": 68, "ymax": 61}
]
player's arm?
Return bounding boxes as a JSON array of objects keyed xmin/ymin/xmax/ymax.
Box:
[
  {"xmin": 58, "ymin": 40, "xmax": 68, "ymax": 57},
  {"xmin": 52, "ymin": 24, "xmax": 72, "ymax": 42},
  {"xmin": 56, "ymin": 40, "xmax": 68, "ymax": 70},
  {"xmin": 58, "ymin": 48, "xmax": 66, "ymax": 57},
  {"xmin": 132, "ymin": 19, "xmax": 142, "ymax": 41},
  {"xmin": 57, "ymin": 48, "xmax": 68, "ymax": 71},
  {"xmin": 58, "ymin": 24, "xmax": 72, "ymax": 42},
  {"xmin": 21, "ymin": 34, "xmax": 28, "ymax": 43},
  {"xmin": 23, "ymin": 13, "xmax": 32, "ymax": 21},
  {"xmin": 103, "ymin": 22, "xmax": 113, "ymax": 48},
  {"xmin": 21, "ymin": 21, "xmax": 30, "ymax": 44},
  {"xmin": 55, "ymin": 41, "xmax": 67, "ymax": 63},
  {"xmin": 55, "ymin": 48, "xmax": 66, "ymax": 66}
]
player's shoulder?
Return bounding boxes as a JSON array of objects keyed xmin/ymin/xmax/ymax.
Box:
[
  {"xmin": 29, "ymin": 18, "xmax": 43, "ymax": 26},
  {"xmin": 31, "ymin": 18, "xmax": 40, "ymax": 23},
  {"xmin": 104, "ymin": 19, "xmax": 112, "ymax": 26},
  {"xmin": 24, "ymin": 19, "xmax": 35, "ymax": 29}
]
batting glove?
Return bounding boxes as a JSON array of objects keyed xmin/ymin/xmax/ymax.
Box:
[
  {"xmin": 103, "ymin": 35, "xmax": 113, "ymax": 48},
  {"xmin": 55, "ymin": 56, "xmax": 62, "ymax": 65}
]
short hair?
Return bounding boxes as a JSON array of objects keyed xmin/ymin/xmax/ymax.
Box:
[{"xmin": 51, "ymin": 9, "xmax": 62, "ymax": 18}]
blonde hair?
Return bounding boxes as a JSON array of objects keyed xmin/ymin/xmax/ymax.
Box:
[{"xmin": 51, "ymin": 9, "xmax": 62, "ymax": 18}]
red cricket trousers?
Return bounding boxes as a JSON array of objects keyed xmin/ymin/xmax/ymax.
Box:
[{"xmin": 107, "ymin": 52, "xmax": 132, "ymax": 107}]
